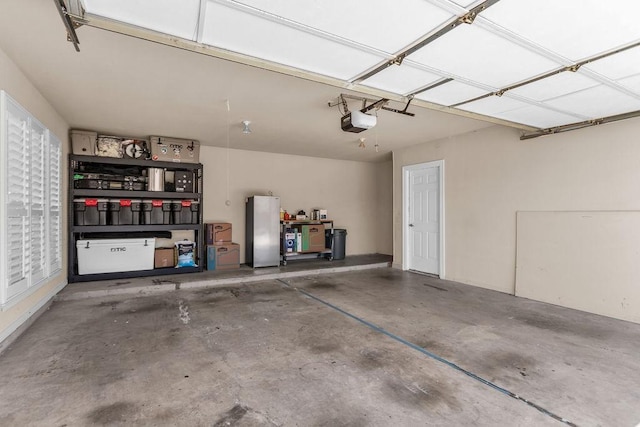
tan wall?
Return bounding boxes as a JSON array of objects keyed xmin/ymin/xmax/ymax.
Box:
[
  {"xmin": 0, "ymin": 47, "xmax": 69, "ymax": 341},
  {"xmin": 375, "ymin": 160, "xmax": 393, "ymax": 255},
  {"xmin": 393, "ymin": 118, "xmax": 640, "ymax": 317},
  {"xmin": 516, "ymin": 211, "xmax": 640, "ymax": 323},
  {"xmin": 200, "ymin": 146, "xmax": 385, "ymax": 262}
]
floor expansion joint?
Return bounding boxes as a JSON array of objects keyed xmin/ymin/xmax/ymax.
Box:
[{"xmin": 276, "ymin": 278, "xmax": 577, "ymax": 427}]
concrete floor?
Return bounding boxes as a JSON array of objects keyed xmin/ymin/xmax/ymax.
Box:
[{"xmin": 1, "ymin": 267, "xmax": 639, "ymax": 426}]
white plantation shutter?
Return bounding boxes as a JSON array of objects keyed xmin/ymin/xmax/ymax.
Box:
[
  {"xmin": 30, "ymin": 119, "xmax": 47, "ymax": 285},
  {"xmin": 48, "ymin": 134, "xmax": 62, "ymax": 274},
  {"xmin": 1, "ymin": 91, "xmax": 63, "ymax": 306},
  {"xmin": 4, "ymin": 97, "xmax": 30, "ymax": 298}
]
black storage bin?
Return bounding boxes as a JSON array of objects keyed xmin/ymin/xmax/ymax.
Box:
[
  {"xmin": 74, "ymin": 198, "xmax": 108, "ymax": 226},
  {"xmin": 73, "ymin": 198, "xmax": 90, "ymax": 225},
  {"xmin": 171, "ymin": 200, "xmax": 200, "ymax": 224},
  {"xmin": 108, "ymin": 198, "xmax": 137, "ymax": 225},
  {"xmin": 326, "ymin": 228, "xmax": 347, "ymax": 260},
  {"xmin": 143, "ymin": 199, "xmax": 171, "ymax": 225}
]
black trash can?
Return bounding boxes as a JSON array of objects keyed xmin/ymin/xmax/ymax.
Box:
[{"xmin": 327, "ymin": 228, "xmax": 347, "ymax": 260}]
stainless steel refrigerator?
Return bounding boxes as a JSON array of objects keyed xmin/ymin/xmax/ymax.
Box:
[{"xmin": 245, "ymin": 196, "xmax": 280, "ymax": 267}]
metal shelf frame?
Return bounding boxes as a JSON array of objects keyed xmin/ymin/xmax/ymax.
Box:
[
  {"xmin": 280, "ymin": 219, "xmax": 334, "ymax": 265},
  {"xmin": 72, "ymin": 189, "xmax": 200, "ymax": 199},
  {"xmin": 70, "ymin": 154, "xmax": 203, "ymax": 170},
  {"xmin": 67, "ymin": 154, "xmax": 204, "ymax": 283},
  {"xmin": 72, "ymin": 224, "xmax": 199, "ymax": 233}
]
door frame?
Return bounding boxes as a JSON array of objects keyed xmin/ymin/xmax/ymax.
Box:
[{"xmin": 402, "ymin": 160, "xmax": 445, "ymax": 277}]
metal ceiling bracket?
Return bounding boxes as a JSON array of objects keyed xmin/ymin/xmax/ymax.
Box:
[
  {"xmin": 53, "ymin": 0, "xmax": 81, "ymax": 52},
  {"xmin": 341, "ymin": 95, "xmax": 350, "ymax": 114},
  {"xmin": 391, "ymin": 56, "xmax": 405, "ymax": 66},
  {"xmin": 329, "ymin": 94, "xmax": 415, "ymax": 117},
  {"xmin": 458, "ymin": 12, "xmax": 477, "ymax": 25},
  {"xmin": 381, "ymin": 96, "xmax": 416, "ymax": 117},
  {"xmin": 361, "ymin": 98, "xmax": 389, "ymax": 113}
]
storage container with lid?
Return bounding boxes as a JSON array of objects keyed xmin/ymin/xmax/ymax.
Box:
[
  {"xmin": 108, "ymin": 199, "xmax": 142, "ymax": 225},
  {"xmin": 171, "ymin": 200, "xmax": 199, "ymax": 224},
  {"xmin": 73, "ymin": 198, "xmax": 109, "ymax": 226},
  {"xmin": 76, "ymin": 238, "xmax": 155, "ymax": 275},
  {"xmin": 142, "ymin": 199, "xmax": 171, "ymax": 225}
]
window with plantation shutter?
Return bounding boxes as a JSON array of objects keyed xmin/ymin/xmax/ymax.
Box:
[
  {"xmin": 1, "ymin": 91, "xmax": 62, "ymax": 306},
  {"xmin": 48, "ymin": 134, "xmax": 62, "ymax": 275},
  {"xmin": 4, "ymin": 97, "xmax": 30, "ymax": 300},
  {"xmin": 30, "ymin": 119, "xmax": 47, "ymax": 285}
]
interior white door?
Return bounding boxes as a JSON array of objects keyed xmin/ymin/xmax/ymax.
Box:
[{"xmin": 407, "ymin": 165, "xmax": 440, "ymax": 275}]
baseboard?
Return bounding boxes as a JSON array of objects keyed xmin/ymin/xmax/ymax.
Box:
[{"xmin": 0, "ymin": 280, "xmax": 67, "ymax": 354}]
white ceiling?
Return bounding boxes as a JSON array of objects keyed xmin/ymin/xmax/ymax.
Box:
[
  {"xmin": 78, "ymin": 0, "xmax": 640, "ymax": 131},
  {"xmin": 1, "ymin": 0, "xmax": 639, "ymax": 162}
]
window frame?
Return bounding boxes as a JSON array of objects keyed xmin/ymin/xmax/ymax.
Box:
[{"xmin": 0, "ymin": 91, "xmax": 62, "ymax": 309}]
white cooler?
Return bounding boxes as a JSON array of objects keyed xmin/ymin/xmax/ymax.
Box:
[{"xmin": 76, "ymin": 238, "xmax": 156, "ymax": 275}]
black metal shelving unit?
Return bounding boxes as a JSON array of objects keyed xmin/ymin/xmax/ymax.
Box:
[
  {"xmin": 68, "ymin": 154, "xmax": 204, "ymax": 283},
  {"xmin": 280, "ymin": 219, "xmax": 334, "ymax": 265}
]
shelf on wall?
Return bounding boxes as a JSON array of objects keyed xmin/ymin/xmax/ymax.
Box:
[
  {"xmin": 68, "ymin": 153, "xmax": 205, "ymax": 283},
  {"xmin": 70, "ymin": 154, "xmax": 203, "ymax": 170},
  {"xmin": 71, "ymin": 189, "xmax": 200, "ymax": 199},
  {"xmin": 72, "ymin": 224, "xmax": 200, "ymax": 233}
]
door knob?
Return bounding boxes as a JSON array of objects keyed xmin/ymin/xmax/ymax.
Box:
[{"xmin": 409, "ymin": 224, "xmax": 414, "ymax": 227}]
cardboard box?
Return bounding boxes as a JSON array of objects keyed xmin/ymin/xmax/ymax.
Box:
[
  {"xmin": 205, "ymin": 222, "xmax": 232, "ymax": 244},
  {"xmin": 207, "ymin": 243, "xmax": 240, "ymax": 270},
  {"xmin": 284, "ymin": 232, "xmax": 296, "ymax": 252},
  {"xmin": 154, "ymin": 248, "xmax": 175, "ymax": 268},
  {"xmin": 76, "ymin": 238, "xmax": 155, "ymax": 275},
  {"xmin": 302, "ymin": 224, "xmax": 325, "ymax": 252}
]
